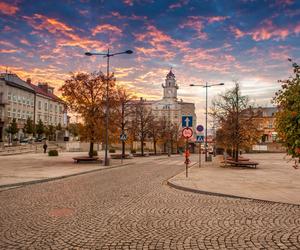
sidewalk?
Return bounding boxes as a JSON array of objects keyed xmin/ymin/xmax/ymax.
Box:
[
  {"xmin": 0, "ymin": 151, "xmax": 136, "ymax": 189},
  {"xmin": 168, "ymin": 153, "xmax": 300, "ymax": 205},
  {"xmin": 0, "ymin": 152, "xmax": 177, "ymax": 190}
]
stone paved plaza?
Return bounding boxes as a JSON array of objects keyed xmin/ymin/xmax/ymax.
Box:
[{"xmin": 0, "ymin": 156, "xmax": 300, "ymax": 249}]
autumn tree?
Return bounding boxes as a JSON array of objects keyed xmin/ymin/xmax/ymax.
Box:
[
  {"xmin": 273, "ymin": 59, "xmax": 300, "ymax": 166},
  {"xmin": 134, "ymin": 98, "xmax": 153, "ymax": 156},
  {"xmin": 211, "ymin": 82, "xmax": 260, "ymax": 161},
  {"xmin": 148, "ymin": 116, "xmax": 162, "ymax": 155},
  {"xmin": 60, "ymin": 71, "xmax": 112, "ymax": 157}
]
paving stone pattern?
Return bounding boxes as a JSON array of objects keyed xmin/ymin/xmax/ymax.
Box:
[{"xmin": 0, "ymin": 157, "xmax": 299, "ymax": 249}]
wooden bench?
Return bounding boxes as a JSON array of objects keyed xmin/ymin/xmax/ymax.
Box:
[
  {"xmin": 221, "ymin": 160, "xmax": 259, "ymax": 168},
  {"xmin": 73, "ymin": 156, "xmax": 99, "ymax": 163},
  {"xmin": 110, "ymin": 154, "xmax": 132, "ymax": 159}
]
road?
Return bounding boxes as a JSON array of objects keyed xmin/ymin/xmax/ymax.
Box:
[{"xmin": 0, "ymin": 156, "xmax": 299, "ymax": 249}]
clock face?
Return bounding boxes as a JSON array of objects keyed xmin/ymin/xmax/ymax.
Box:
[{"xmin": 168, "ymin": 90, "xmax": 172, "ymax": 94}]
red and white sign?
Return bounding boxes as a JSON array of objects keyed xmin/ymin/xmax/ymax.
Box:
[{"xmin": 182, "ymin": 127, "xmax": 193, "ymax": 139}]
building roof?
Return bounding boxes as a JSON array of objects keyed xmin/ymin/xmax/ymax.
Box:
[
  {"xmin": 0, "ymin": 73, "xmax": 64, "ymax": 104},
  {"xmin": 0, "ymin": 73, "xmax": 35, "ymax": 93},
  {"xmin": 166, "ymin": 69, "xmax": 175, "ymax": 78},
  {"xmin": 28, "ymin": 83, "xmax": 64, "ymax": 103}
]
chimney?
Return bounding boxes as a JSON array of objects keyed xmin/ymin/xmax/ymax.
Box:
[{"xmin": 26, "ymin": 78, "xmax": 31, "ymax": 84}]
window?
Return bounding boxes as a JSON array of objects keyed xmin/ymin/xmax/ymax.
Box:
[
  {"xmin": 268, "ymin": 122, "xmax": 273, "ymax": 129},
  {"xmin": 38, "ymin": 101, "xmax": 41, "ymax": 110},
  {"xmin": 55, "ymin": 105, "xmax": 57, "ymax": 113},
  {"xmin": 45, "ymin": 103, "xmax": 48, "ymax": 111},
  {"xmin": 17, "ymin": 109, "xmax": 21, "ymax": 118},
  {"xmin": 22, "ymin": 110, "xmax": 25, "ymax": 119},
  {"xmin": 31, "ymin": 99, "xmax": 34, "ymax": 107},
  {"xmin": 27, "ymin": 99, "xmax": 30, "ymax": 106},
  {"xmin": 23, "ymin": 97, "xmax": 26, "ymax": 105},
  {"xmin": 49, "ymin": 103, "xmax": 53, "ymax": 112},
  {"xmin": 18, "ymin": 96, "xmax": 22, "ymax": 104},
  {"xmin": 8, "ymin": 92, "xmax": 12, "ymax": 101},
  {"xmin": 59, "ymin": 106, "xmax": 63, "ymax": 113},
  {"xmin": 7, "ymin": 108, "xmax": 11, "ymax": 117},
  {"xmin": 13, "ymin": 95, "xmax": 17, "ymax": 103}
]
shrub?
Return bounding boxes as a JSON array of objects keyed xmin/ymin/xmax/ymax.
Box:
[
  {"xmin": 48, "ymin": 150, "xmax": 58, "ymax": 156},
  {"xmin": 92, "ymin": 150, "xmax": 98, "ymax": 156},
  {"xmin": 109, "ymin": 148, "xmax": 116, "ymax": 153},
  {"xmin": 130, "ymin": 149, "xmax": 136, "ymax": 154}
]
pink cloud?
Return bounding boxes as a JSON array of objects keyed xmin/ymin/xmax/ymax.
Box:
[
  {"xmin": 91, "ymin": 24, "xmax": 122, "ymax": 36},
  {"xmin": 179, "ymin": 16, "xmax": 207, "ymax": 40},
  {"xmin": 169, "ymin": 0, "xmax": 189, "ymax": 9},
  {"xmin": 231, "ymin": 20, "xmax": 300, "ymax": 41},
  {"xmin": 0, "ymin": 2, "xmax": 19, "ymax": 15},
  {"xmin": 123, "ymin": 0, "xmax": 133, "ymax": 6},
  {"xmin": 111, "ymin": 11, "xmax": 147, "ymax": 21},
  {"xmin": 180, "ymin": 16, "xmax": 229, "ymax": 40}
]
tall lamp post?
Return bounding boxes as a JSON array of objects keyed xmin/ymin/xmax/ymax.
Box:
[
  {"xmin": 190, "ymin": 82, "xmax": 224, "ymax": 162},
  {"xmin": 85, "ymin": 49, "xmax": 133, "ymax": 166}
]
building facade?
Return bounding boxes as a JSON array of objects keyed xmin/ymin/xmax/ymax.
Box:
[
  {"xmin": 0, "ymin": 73, "xmax": 67, "ymax": 142},
  {"xmin": 151, "ymin": 70, "xmax": 197, "ymax": 131}
]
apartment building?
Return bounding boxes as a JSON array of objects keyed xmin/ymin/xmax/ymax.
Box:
[{"xmin": 0, "ymin": 73, "xmax": 67, "ymax": 142}]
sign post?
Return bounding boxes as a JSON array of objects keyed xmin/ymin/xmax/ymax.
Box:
[
  {"xmin": 182, "ymin": 127, "xmax": 193, "ymax": 178},
  {"xmin": 120, "ymin": 133, "xmax": 127, "ymax": 164},
  {"xmin": 196, "ymin": 134, "xmax": 204, "ymax": 168}
]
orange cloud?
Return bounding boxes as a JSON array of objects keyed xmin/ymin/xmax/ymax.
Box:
[
  {"xmin": 0, "ymin": 2, "xmax": 19, "ymax": 15},
  {"xmin": 92, "ymin": 24, "xmax": 122, "ymax": 36},
  {"xmin": 0, "ymin": 49, "xmax": 18, "ymax": 53},
  {"xmin": 23, "ymin": 14, "xmax": 73, "ymax": 35},
  {"xmin": 169, "ymin": 0, "xmax": 189, "ymax": 9}
]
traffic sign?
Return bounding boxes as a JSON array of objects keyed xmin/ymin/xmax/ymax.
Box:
[
  {"xmin": 182, "ymin": 127, "xmax": 193, "ymax": 138},
  {"xmin": 120, "ymin": 133, "xmax": 127, "ymax": 141},
  {"xmin": 196, "ymin": 125, "xmax": 204, "ymax": 132},
  {"xmin": 196, "ymin": 135, "xmax": 204, "ymax": 143},
  {"xmin": 182, "ymin": 115, "xmax": 193, "ymax": 127}
]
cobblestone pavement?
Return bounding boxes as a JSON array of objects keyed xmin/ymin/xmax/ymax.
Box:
[{"xmin": 0, "ymin": 156, "xmax": 299, "ymax": 249}]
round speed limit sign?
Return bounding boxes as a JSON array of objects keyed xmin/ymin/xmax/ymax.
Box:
[{"xmin": 182, "ymin": 127, "xmax": 193, "ymax": 139}]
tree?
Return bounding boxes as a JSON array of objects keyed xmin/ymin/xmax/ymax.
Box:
[
  {"xmin": 6, "ymin": 118, "xmax": 19, "ymax": 141},
  {"xmin": 273, "ymin": 59, "xmax": 300, "ymax": 167},
  {"xmin": 68, "ymin": 123, "xmax": 80, "ymax": 138},
  {"xmin": 23, "ymin": 117, "xmax": 35, "ymax": 136},
  {"xmin": 36, "ymin": 119, "xmax": 45, "ymax": 138},
  {"xmin": 148, "ymin": 116, "xmax": 161, "ymax": 155},
  {"xmin": 112, "ymin": 87, "xmax": 135, "ymax": 157},
  {"xmin": 211, "ymin": 82, "xmax": 260, "ymax": 161},
  {"xmin": 60, "ymin": 71, "xmax": 113, "ymax": 157},
  {"xmin": 134, "ymin": 98, "xmax": 153, "ymax": 156},
  {"xmin": 45, "ymin": 125, "xmax": 56, "ymax": 141}
]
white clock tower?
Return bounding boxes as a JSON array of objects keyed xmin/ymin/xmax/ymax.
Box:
[{"xmin": 162, "ymin": 69, "xmax": 178, "ymax": 100}]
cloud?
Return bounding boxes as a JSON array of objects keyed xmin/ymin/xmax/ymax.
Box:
[
  {"xmin": 123, "ymin": 0, "xmax": 133, "ymax": 6},
  {"xmin": 230, "ymin": 20, "xmax": 300, "ymax": 41},
  {"xmin": 169, "ymin": 0, "xmax": 189, "ymax": 9},
  {"xmin": 0, "ymin": 49, "xmax": 18, "ymax": 53},
  {"xmin": 180, "ymin": 16, "xmax": 229, "ymax": 40},
  {"xmin": 23, "ymin": 14, "xmax": 73, "ymax": 35},
  {"xmin": 134, "ymin": 25, "xmax": 190, "ymax": 60},
  {"xmin": 0, "ymin": 2, "xmax": 19, "ymax": 15},
  {"xmin": 91, "ymin": 24, "xmax": 122, "ymax": 36},
  {"xmin": 110, "ymin": 11, "xmax": 147, "ymax": 21}
]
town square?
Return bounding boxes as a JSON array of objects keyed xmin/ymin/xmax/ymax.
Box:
[{"xmin": 0, "ymin": 0, "xmax": 299, "ymax": 249}]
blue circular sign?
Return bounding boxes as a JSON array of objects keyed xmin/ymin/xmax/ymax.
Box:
[{"xmin": 196, "ymin": 125, "xmax": 204, "ymax": 132}]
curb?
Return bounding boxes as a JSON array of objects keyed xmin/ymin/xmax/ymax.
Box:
[
  {"xmin": 166, "ymin": 179, "xmax": 300, "ymax": 207},
  {"xmin": 0, "ymin": 162, "xmax": 134, "ymax": 191}
]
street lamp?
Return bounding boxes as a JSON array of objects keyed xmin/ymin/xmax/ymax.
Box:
[
  {"xmin": 190, "ymin": 82, "xmax": 224, "ymax": 162},
  {"xmin": 85, "ymin": 49, "xmax": 133, "ymax": 166}
]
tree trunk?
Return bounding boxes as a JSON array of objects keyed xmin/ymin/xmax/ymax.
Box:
[
  {"xmin": 141, "ymin": 138, "xmax": 144, "ymax": 156},
  {"xmin": 122, "ymin": 140, "xmax": 125, "ymax": 158},
  {"xmin": 153, "ymin": 140, "xmax": 157, "ymax": 155},
  {"xmin": 89, "ymin": 142, "xmax": 94, "ymax": 157}
]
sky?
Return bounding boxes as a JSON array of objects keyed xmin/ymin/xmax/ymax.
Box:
[{"xmin": 0, "ymin": 0, "xmax": 299, "ymax": 124}]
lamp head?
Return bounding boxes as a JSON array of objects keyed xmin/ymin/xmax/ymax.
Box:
[
  {"xmin": 219, "ymin": 83, "xmax": 225, "ymax": 85},
  {"xmin": 85, "ymin": 52, "xmax": 93, "ymax": 56},
  {"xmin": 190, "ymin": 84, "xmax": 195, "ymax": 86},
  {"xmin": 125, "ymin": 50, "xmax": 133, "ymax": 54}
]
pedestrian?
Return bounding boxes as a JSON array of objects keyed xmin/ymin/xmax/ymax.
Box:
[{"xmin": 43, "ymin": 141, "xmax": 48, "ymax": 154}]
